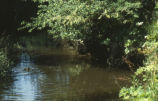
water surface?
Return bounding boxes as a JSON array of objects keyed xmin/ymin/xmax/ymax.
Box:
[
  {"xmin": 0, "ymin": 35, "xmax": 132, "ymax": 101},
  {"xmin": 0, "ymin": 48, "xmax": 131, "ymax": 101}
]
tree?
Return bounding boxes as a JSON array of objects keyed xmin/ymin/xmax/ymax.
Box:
[{"xmin": 20, "ymin": 0, "xmax": 154, "ymax": 66}]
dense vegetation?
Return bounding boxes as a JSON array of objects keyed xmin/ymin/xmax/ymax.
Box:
[
  {"xmin": 0, "ymin": 0, "xmax": 157, "ymax": 100},
  {"xmin": 20, "ymin": 0, "xmax": 158, "ymax": 100},
  {"xmin": 0, "ymin": 50, "xmax": 10, "ymax": 77},
  {"xmin": 120, "ymin": 5, "xmax": 158, "ymax": 100},
  {"xmin": 21, "ymin": 0, "xmax": 155, "ymax": 67},
  {"xmin": 0, "ymin": 0, "xmax": 37, "ymax": 78}
]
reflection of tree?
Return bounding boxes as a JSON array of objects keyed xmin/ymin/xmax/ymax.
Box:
[{"xmin": 67, "ymin": 68, "xmax": 131, "ymax": 101}]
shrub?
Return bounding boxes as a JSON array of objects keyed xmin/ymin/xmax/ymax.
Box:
[
  {"xmin": 119, "ymin": 7, "xmax": 158, "ymax": 100},
  {"xmin": 0, "ymin": 50, "xmax": 10, "ymax": 77}
]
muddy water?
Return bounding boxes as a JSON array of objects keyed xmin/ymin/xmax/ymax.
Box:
[
  {"xmin": 0, "ymin": 33, "xmax": 131, "ymax": 101},
  {"xmin": 0, "ymin": 47, "xmax": 131, "ymax": 101}
]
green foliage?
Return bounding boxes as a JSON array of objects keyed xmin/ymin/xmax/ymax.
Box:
[
  {"xmin": 20, "ymin": 0, "xmax": 158, "ymax": 100},
  {"xmin": 20, "ymin": 0, "xmax": 150, "ymax": 65},
  {"xmin": 120, "ymin": 41, "xmax": 158, "ymax": 101},
  {"xmin": 20, "ymin": 0, "xmax": 141, "ymax": 40},
  {"xmin": 119, "ymin": 5, "xmax": 158, "ymax": 100},
  {"xmin": 0, "ymin": 50, "xmax": 10, "ymax": 77}
]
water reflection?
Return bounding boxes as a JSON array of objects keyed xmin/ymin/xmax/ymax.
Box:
[
  {"xmin": 0, "ymin": 52, "xmax": 44, "ymax": 101},
  {"xmin": 0, "ymin": 49, "xmax": 131, "ymax": 101}
]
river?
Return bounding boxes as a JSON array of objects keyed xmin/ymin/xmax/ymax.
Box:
[{"xmin": 0, "ymin": 34, "xmax": 131, "ymax": 101}]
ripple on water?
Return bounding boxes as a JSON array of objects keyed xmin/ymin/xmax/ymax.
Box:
[{"xmin": 0, "ymin": 51, "xmax": 131, "ymax": 101}]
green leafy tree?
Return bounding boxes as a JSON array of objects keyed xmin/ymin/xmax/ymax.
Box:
[
  {"xmin": 21, "ymin": 0, "xmax": 148, "ymax": 65},
  {"xmin": 21, "ymin": 0, "xmax": 141, "ymax": 39}
]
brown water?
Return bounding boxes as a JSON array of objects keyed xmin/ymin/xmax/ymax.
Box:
[
  {"xmin": 0, "ymin": 47, "xmax": 131, "ymax": 101},
  {"xmin": 0, "ymin": 32, "xmax": 132, "ymax": 101}
]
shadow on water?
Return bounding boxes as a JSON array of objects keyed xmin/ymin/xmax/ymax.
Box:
[
  {"xmin": 0, "ymin": 33, "xmax": 132, "ymax": 101},
  {"xmin": 0, "ymin": 48, "xmax": 132, "ymax": 101}
]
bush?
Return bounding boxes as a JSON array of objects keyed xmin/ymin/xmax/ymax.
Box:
[
  {"xmin": 0, "ymin": 50, "xmax": 10, "ymax": 77},
  {"xmin": 119, "ymin": 7, "xmax": 158, "ymax": 100},
  {"xmin": 119, "ymin": 41, "xmax": 158, "ymax": 101}
]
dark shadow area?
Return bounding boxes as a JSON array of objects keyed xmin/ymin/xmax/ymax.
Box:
[{"xmin": 0, "ymin": 0, "xmax": 37, "ymax": 34}]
